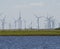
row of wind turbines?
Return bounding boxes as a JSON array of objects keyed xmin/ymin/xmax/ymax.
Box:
[{"xmin": 0, "ymin": 12, "xmax": 60, "ymax": 30}]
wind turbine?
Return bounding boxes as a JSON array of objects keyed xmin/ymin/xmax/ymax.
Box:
[
  {"xmin": 1, "ymin": 16, "xmax": 6, "ymax": 30},
  {"xmin": 51, "ymin": 19, "xmax": 55, "ymax": 29},
  {"xmin": 44, "ymin": 22, "xmax": 47, "ymax": 29},
  {"xmin": 46, "ymin": 17, "xmax": 51, "ymax": 29},
  {"xmin": 30, "ymin": 21, "xmax": 32, "ymax": 29},
  {"xmin": 58, "ymin": 23, "xmax": 60, "ymax": 28},
  {"xmin": 34, "ymin": 15, "xmax": 43, "ymax": 29},
  {"xmin": 0, "ymin": 13, "xmax": 3, "ymax": 29},
  {"xmin": 23, "ymin": 19, "xmax": 26, "ymax": 29},
  {"xmin": 9, "ymin": 22, "xmax": 11, "ymax": 29},
  {"xmin": 29, "ymin": 21, "xmax": 32, "ymax": 29},
  {"xmin": 14, "ymin": 19, "xmax": 17, "ymax": 29},
  {"xmin": 44, "ymin": 14, "xmax": 54, "ymax": 29},
  {"xmin": 18, "ymin": 11, "xmax": 22, "ymax": 29}
]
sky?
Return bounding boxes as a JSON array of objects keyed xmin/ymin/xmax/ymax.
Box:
[{"xmin": 0, "ymin": 0, "xmax": 60, "ymax": 29}]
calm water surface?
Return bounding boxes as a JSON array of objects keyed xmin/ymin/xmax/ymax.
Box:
[{"xmin": 0, "ymin": 36, "xmax": 60, "ymax": 49}]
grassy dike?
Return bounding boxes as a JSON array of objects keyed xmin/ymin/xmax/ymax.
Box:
[{"xmin": 0, "ymin": 29, "xmax": 60, "ymax": 36}]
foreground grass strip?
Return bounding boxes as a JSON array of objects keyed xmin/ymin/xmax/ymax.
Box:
[{"xmin": 0, "ymin": 30, "xmax": 60, "ymax": 36}]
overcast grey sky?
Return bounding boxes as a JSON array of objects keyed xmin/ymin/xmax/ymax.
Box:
[{"xmin": 0, "ymin": 0, "xmax": 60, "ymax": 29}]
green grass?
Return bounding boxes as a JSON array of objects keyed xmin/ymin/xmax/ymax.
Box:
[{"xmin": 0, "ymin": 29, "xmax": 60, "ymax": 36}]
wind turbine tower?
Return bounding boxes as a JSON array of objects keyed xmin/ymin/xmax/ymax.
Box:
[
  {"xmin": 58, "ymin": 23, "xmax": 60, "ymax": 28},
  {"xmin": 1, "ymin": 16, "xmax": 6, "ymax": 30},
  {"xmin": 35, "ymin": 15, "xmax": 42, "ymax": 29},
  {"xmin": 30, "ymin": 21, "xmax": 32, "ymax": 29},
  {"xmin": 46, "ymin": 17, "xmax": 51, "ymax": 29},
  {"xmin": 45, "ymin": 15, "xmax": 54, "ymax": 29},
  {"xmin": 14, "ymin": 20, "xmax": 17, "ymax": 29},
  {"xmin": 23, "ymin": 19, "xmax": 26, "ymax": 29},
  {"xmin": 18, "ymin": 11, "xmax": 22, "ymax": 29},
  {"xmin": 9, "ymin": 23, "xmax": 11, "ymax": 29},
  {"xmin": 51, "ymin": 19, "xmax": 55, "ymax": 29}
]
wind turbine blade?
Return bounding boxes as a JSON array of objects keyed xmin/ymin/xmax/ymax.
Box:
[
  {"xmin": 44, "ymin": 19, "xmax": 48, "ymax": 21},
  {"xmin": 34, "ymin": 14, "xmax": 38, "ymax": 18},
  {"xmin": 39, "ymin": 16, "xmax": 44, "ymax": 18},
  {"xmin": 49, "ymin": 16, "xmax": 54, "ymax": 19}
]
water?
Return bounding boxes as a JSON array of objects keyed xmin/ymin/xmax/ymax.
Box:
[{"xmin": 0, "ymin": 36, "xmax": 60, "ymax": 49}]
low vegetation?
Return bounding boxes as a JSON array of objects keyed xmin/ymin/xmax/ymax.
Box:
[{"xmin": 0, "ymin": 29, "xmax": 60, "ymax": 36}]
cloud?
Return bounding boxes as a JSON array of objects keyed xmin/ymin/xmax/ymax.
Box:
[
  {"xmin": 29, "ymin": 2, "xmax": 47, "ymax": 7},
  {"xmin": 13, "ymin": 2, "xmax": 47, "ymax": 9},
  {"xmin": 15, "ymin": 4, "xmax": 30, "ymax": 9}
]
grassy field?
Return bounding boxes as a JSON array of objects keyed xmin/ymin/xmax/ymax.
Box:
[{"xmin": 0, "ymin": 29, "xmax": 60, "ymax": 36}]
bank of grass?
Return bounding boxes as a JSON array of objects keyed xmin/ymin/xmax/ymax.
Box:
[{"xmin": 0, "ymin": 29, "xmax": 60, "ymax": 36}]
